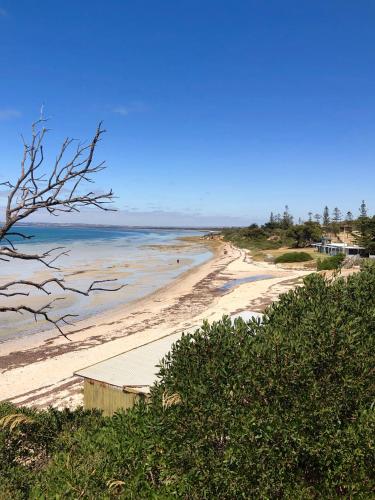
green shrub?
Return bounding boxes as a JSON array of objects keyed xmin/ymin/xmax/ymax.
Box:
[
  {"xmin": 360, "ymin": 258, "xmax": 375, "ymax": 271},
  {"xmin": 317, "ymin": 253, "xmax": 345, "ymax": 270},
  {"xmin": 140, "ymin": 270, "xmax": 374, "ymax": 497},
  {"xmin": 2, "ymin": 268, "xmax": 375, "ymax": 498},
  {"xmin": 0, "ymin": 403, "xmax": 104, "ymax": 498},
  {"xmin": 274, "ymin": 251, "xmax": 313, "ymax": 263}
]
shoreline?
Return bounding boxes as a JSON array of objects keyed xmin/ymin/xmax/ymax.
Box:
[
  {"xmin": 0, "ymin": 234, "xmax": 215, "ymax": 345},
  {"xmin": 0, "ymin": 237, "xmax": 225, "ymax": 377},
  {"xmin": 0, "ymin": 238, "xmax": 312, "ymax": 409}
]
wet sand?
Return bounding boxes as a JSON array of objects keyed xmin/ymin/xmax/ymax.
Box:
[{"xmin": 0, "ymin": 239, "xmax": 312, "ymax": 409}]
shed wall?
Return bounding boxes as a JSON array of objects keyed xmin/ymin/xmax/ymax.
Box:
[{"xmin": 84, "ymin": 379, "xmax": 145, "ymax": 416}]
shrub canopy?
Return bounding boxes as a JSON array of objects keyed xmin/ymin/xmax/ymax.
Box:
[
  {"xmin": 1, "ymin": 269, "xmax": 374, "ymax": 498},
  {"xmin": 317, "ymin": 253, "xmax": 345, "ymax": 271},
  {"xmin": 274, "ymin": 251, "xmax": 313, "ymax": 263},
  {"xmin": 287, "ymin": 222, "xmax": 323, "ymax": 248}
]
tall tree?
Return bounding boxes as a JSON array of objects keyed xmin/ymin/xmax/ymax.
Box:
[
  {"xmin": 332, "ymin": 207, "xmax": 342, "ymax": 223},
  {"xmin": 322, "ymin": 206, "xmax": 330, "ymax": 226},
  {"xmin": 359, "ymin": 200, "xmax": 368, "ymax": 219},
  {"xmin": 0, "ymin": 120, "xmax": 123, "ymax": 339},
  {"xmin": 314, "ymin": 213, "xmax": 321, "ymax": 224},
  {"xmin": 346, "ymin": 211, "xmax": 353, "ymax": 222},
  {"xmin": 308, "ymin": 212, "xmax": 313, "ymax": 223},
  {"xmin": 356, "ymin": 216, "xmax": 375, "ymax": 255},
  {"xmin": 282, "ymin": 205, "xmax": 293, "ymax": 228}
]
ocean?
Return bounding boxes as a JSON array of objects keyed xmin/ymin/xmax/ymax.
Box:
[{"xmin": 0, "ymin": 226, "xmax": 213, "ymax": 340}]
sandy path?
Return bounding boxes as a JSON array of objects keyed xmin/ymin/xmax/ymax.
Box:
[{"xmin": 0, "ymin": 240, "xmax": 310, "ymax": 409}]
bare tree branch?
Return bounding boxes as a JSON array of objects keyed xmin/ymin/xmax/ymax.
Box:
[
  {"xmin": 0, "ymin": 246, "xmax": 70, "ymax": 269},
  {"xmin": 0, "ymin": 120, "xmax": 124, "ymax": 339},
  {"xmin": 0, "ymin": 300, "xmax": 77, "ymax": 341},
  {"xmin": 0, "ymin": 278, "xmax": 125, "ymax": 297}
]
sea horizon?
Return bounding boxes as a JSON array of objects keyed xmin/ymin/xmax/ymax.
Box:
[{"xmin": 4, "ymin": 221, "xmax": 225, "ymax": 231}]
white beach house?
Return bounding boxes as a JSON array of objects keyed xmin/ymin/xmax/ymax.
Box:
[{"xmin": 312, "ymin": 237, "xmax": 366, "ymax": 257}]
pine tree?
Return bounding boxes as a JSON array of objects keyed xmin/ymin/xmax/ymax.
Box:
[
  {"xmin": 323, "ymin": 206, "xmax": 330, "ymax": 226},
  {"xmin": 333, "ymin": 207, "xmax": 342, "ymax": 223},
  {"xmin": 314, "ymin": 213, "xmax": 321, "ymax": 224},
  {"xmin": 282, "ymin": 205, "xmax": 293, "ymax": 228},
  {"xmin": 308, "ymin": 212, "xmax": 313, "ymax": 222},
  {"xmin": 269, "ymin": 212, "xmax": 275, "ymax": 225},
  {"xmin": 346, "ymin": 211, "xmax": 353, "ymax": 222},
  {"xmin": 359, "ymin": 200, "xmax": 368, "ymax": 219}
]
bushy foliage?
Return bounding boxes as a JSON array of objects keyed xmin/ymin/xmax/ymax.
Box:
[
  {"xmin": 361, "ymin": 258, "xmax": 375, "ymax": 271},
  {"xmin": 274, "ymin": 251, "xmax": 313, "ymax": 263},
  {"xmin": 1, "ymin": 269, "xmax": 375, "ymax": 497},
  {"xmin": 222, "ymin": 225, "xmax": 294, "ymax": 251},
  {"xmin": 222, "ymin": 221, "xmax": 323, "ymax": 253},
  {"xmin": 287, "ymin": 222, "xmax": 323, "ymax": 248},
  {"xmin": 356, "ymin": 215, "xmax": 375, "ymax": 254},
  {"xmin": 0, "ymin": 403, "xmax": 104, "ymax": 498},
  {"xmin": 317, "ymin": 253, "xmax": 345, "ymax": 271}
]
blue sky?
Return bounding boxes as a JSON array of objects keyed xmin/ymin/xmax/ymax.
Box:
[{"xmin": 0, "ymin": 1, "xmax": 374, "ymax": 226}]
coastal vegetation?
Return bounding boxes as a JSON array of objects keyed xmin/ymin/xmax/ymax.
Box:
[
  {"xmin": 222, "ymin": 201, "xmax": 375, "ymax": 261},
  {"xmin": 222, "ymin": 208, "xmax": 323, "ymax": 254},
  {"xmin": 317, "ymin": 253, "xmax": 345, "ymax": 271},
  {"xmin": 356, "ymin": 215, "xmax": 375, "ymax": 255},
  {"xmin": 1, "ymin": 265, "xmax": 374, "ymax": 498},
  {"xmin": 274, "ymin": 251, "xmax": 313, "ymax": 264}
]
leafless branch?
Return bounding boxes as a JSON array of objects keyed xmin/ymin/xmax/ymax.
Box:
[
  {"xmin": 0, "ymin": 300, "xmax": 77, "ymax": 340},
  {"xmin": 0, "ymin": 278, "xmax": 126, "ymax": 297},
  {"xmin": 0, "ymin": 120, "xmax": 124, "ymax": 339}
]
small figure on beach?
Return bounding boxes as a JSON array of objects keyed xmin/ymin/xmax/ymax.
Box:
[{"xmin": 177, "ymin": 259, "xmax": 180, "ymax": 264}]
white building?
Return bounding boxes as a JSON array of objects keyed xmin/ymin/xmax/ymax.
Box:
[{"xmin": 312, "ymin": 238, "xmax": 365, "ymax": 257}]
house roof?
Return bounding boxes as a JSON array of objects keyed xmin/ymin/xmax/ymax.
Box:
[{"xmin": 312, "ymin": 242, "xmax": 364, "ymax": 250}]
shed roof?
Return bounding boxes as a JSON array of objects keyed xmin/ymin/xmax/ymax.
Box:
[
  {"xmin": 75, "ymin": 311, "xmax": 263, "ymax": 390},
  {"xmin": 231, "ymin": 310, "xmax": 263, "ymax": 322},
  {"xmin": 75, "ymin": 332, "xmax": 181, "ymax": 389}
]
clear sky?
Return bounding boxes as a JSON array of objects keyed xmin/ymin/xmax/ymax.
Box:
[{"xmin": 0, "ymin": 1, "xmax": 374, "ymax": 226}]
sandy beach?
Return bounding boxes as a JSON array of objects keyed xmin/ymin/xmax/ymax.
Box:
[{"xmin": 0, "ymin": 238, "xmax": 312, "ymax": 410}]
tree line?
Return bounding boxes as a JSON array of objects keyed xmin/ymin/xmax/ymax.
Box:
[
  {"xmin": 265, "ymin": 201, "xmax": 375, "ymax": 254},
  {"xmin": 223, "ymin": 200, "xmax": 375, "ymax": 253},
  {"xmin": 267, "ymin": 200, "xmax": 369, "ymax": 229}
]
